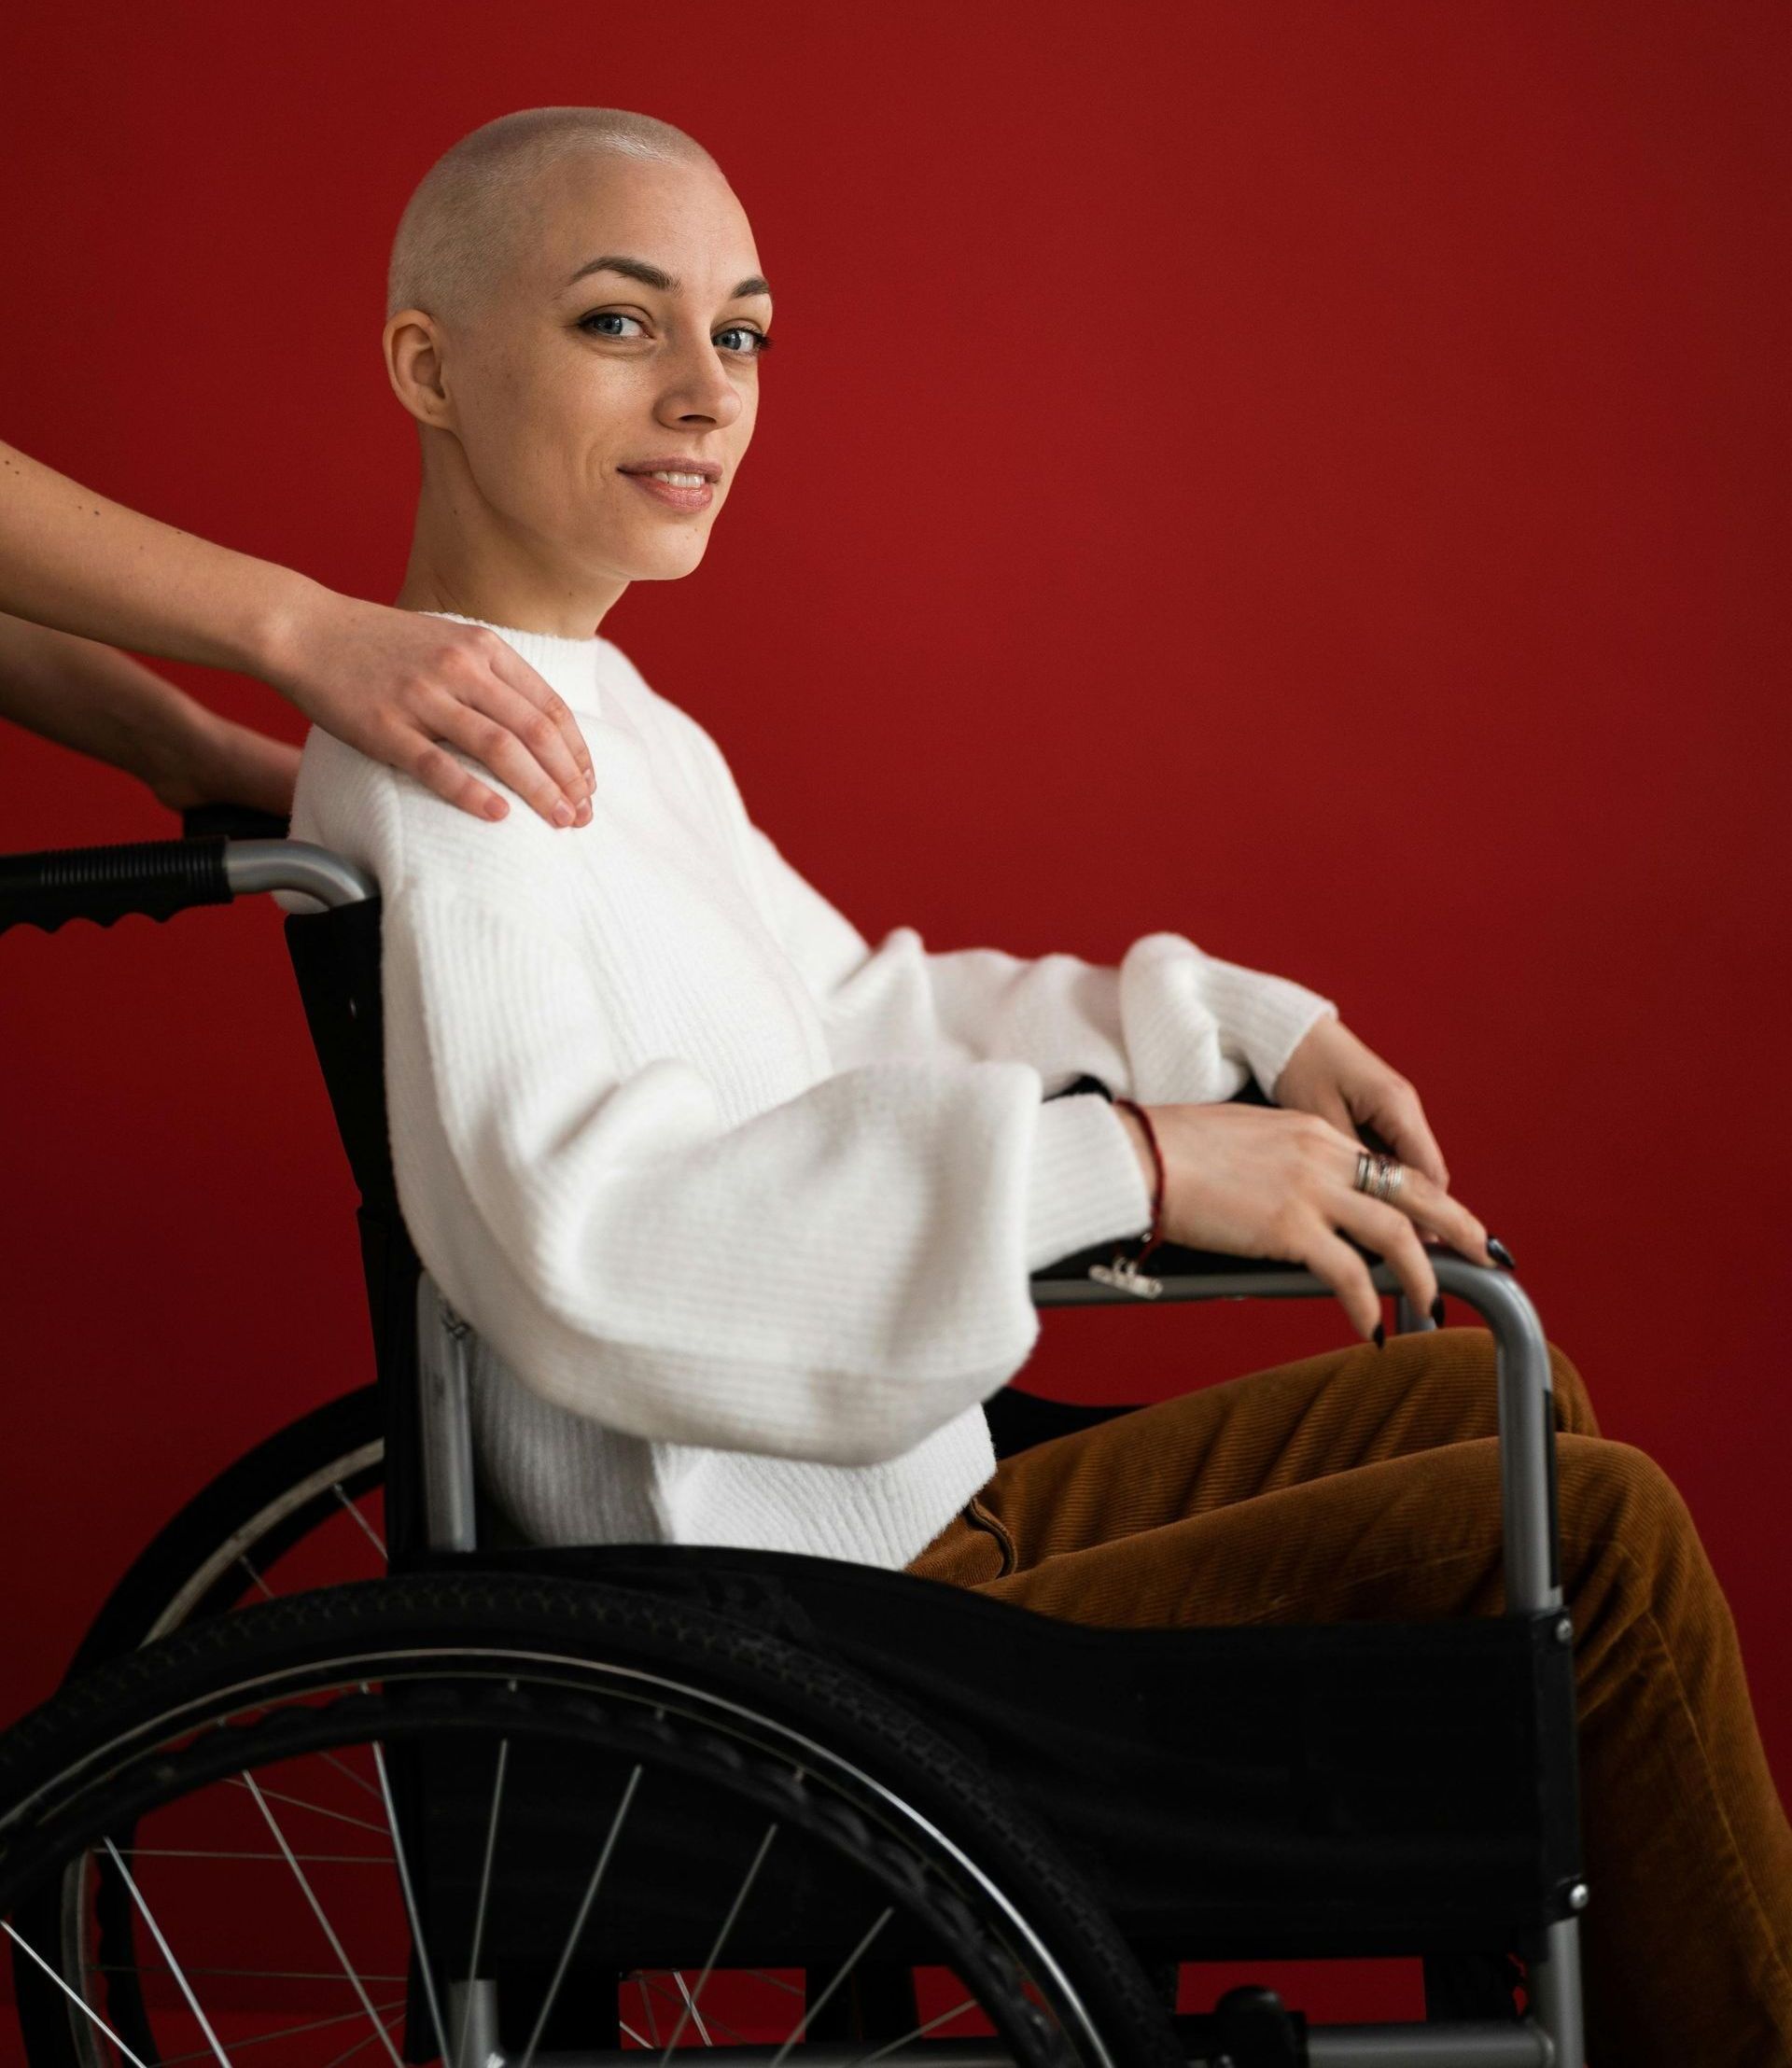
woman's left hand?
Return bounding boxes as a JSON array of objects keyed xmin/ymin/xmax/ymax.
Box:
[{"xmin": 1271, "ymin": 1014, "xmax": 1450, "ymax": 1192}]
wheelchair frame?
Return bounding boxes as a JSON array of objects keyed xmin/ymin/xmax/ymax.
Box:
[{"xmin": 1, "ymin": 824, "xmax": 1589, "ymax": 2067}]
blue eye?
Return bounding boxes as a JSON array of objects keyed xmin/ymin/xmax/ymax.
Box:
[
  {"xmin": 579, "ymin": 311, "xmax": 646, "ymax": 338},
  {"xmin": 575, "ymin": 305, "xmax": 765, "ymax": 356},
  {"xmin": 714, "ymin": 326, "xmax": 771, "ymax": 357}
]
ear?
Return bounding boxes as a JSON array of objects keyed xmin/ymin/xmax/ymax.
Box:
[{"xmin": 384, "ymin": 308, "xmax": 456, "ymax": 432}]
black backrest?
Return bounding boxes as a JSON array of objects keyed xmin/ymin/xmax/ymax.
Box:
[{"xmin": 284, "ymin": 899, "xmax": 428, "ymax": 1569}]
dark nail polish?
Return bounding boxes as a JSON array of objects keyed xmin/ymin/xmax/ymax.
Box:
[
  {"xmin": 1429, "ymin": 1294, "xmax": 1447, "ymax": 1327},
  {"xmin": 1487, "ymin": 1236, "xmax": 1518, "ymax": 1272},
  {"xmin": 1372, "ymin": 1321, "xmax": 1386, "ymax": 1349}
]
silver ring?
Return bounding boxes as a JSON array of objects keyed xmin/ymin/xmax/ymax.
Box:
[{"xmin": 1354, "ymin": 1150, "xmax": 1406, "ymax": 1204}]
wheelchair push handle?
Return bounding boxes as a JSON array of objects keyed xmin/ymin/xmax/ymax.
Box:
[{"xmin": 0, "ymin": 834, "xmax": 375, "ymax": 936}]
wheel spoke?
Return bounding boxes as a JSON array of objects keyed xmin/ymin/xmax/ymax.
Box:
[
  {"xmin": 654, "ymin": 1821, "xmax": 780, "ymax": 2064},
  {"xmin": 672, "ymin": 1967, "xmax": 713, "ymax": 2047},
  {"xmin": 126, "ymin": 1861, "xmax": 395, "ymax": 1878},
  {"xmin": 241, "ymin": 1772, "xmax": 402, "ymax": 2067},
  {"xmin": 155, "ymin": 2000, "xmax": 406, "ymax": 2064},
  {"xmin": 102, "ymin": 1837, "xmax": 235, "ymax": 2066},
  {"xmin": 456, "ymin": 1738, "xmax": 510, "ymax": 2068},
  {"xmin": 331, "ymin": 1481, "xmax": 388, "ymax": 1559},
  {"xmin": 637, "ymin": 1974, "xmax": 753, "ymax": 2048},
  {"xmin": 2, "ymin": 1917, "xmax": 154, "ymax": 2068},
  {"xmin": 517, "ymin": 1762, "xmax": 645, "ymax": 2068},
  {"xmin": 371, "ymin": 1737, "xmax": 452, "ymax": 2065},
  {"xmin": 634, "ymin": 1969, "xmax": 663, "ymax": 2047},
  {"xmin": 772, "ymin": 1907, "xmax": 893, "ymax": 2066},
  {"xmin": 225, "ymin": 1777, "xmax": 387, "ymax": 1835},
  {"xmin": 318, "ymin": 1749, "xmax": 385, "ymax": 1804},
  {"xmin": 318, "ymin": 2008, "xmax": 405, "ymax": 2068},
  {"xmin": 849, "ymin": 1991, "xmax": 982, "ymax": 2064}
]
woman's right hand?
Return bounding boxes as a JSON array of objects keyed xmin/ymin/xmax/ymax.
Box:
[
  {"xmin": 1114, "ymin": 1101, "xmax": 1497, "ymax": 1340},
  {"xmin": 261, "ymin": 588, "xmax": 595, "ymax": 828}
]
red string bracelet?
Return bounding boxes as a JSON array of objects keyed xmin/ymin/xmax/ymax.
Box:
[{"xmin": 1088, "ymin": 1097, "xmax": 1167, "ymax": 1298}]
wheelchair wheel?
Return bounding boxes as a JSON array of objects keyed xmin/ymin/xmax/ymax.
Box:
[
  {"xmin": 2, "ymin": 1574, "xmax": 1181, "ymax": 2068},
  {"xmin": 67, "ymin": 1388, "xmax": 384, "ymax": 1671}
]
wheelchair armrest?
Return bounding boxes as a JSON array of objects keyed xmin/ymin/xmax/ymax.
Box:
[{"xmin": 1029, "ymin": 1242, "xmax": 1564, "ymax": 1620}]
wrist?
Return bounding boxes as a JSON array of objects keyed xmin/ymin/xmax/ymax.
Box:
[
  {"xmin": 236, "ymin": 566, "xmax": 333, "ymax": 691},
  {"xmin": 1113, "ymin": 1101, "xmax": 1156, "ymax": 1195}
]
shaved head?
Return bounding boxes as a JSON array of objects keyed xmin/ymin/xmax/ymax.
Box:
[{"xmin": 386, "ymin": 106, "xmax": 721, "ymax": 323}]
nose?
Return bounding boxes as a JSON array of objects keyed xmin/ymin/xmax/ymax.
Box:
[{"xmin": 653, "ymin": 334, "xmax": 742, "ymax": 434}]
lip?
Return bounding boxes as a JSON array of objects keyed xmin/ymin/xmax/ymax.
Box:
[
  {"xmin": 620, "ymin": 456, "xmax": 723, "ymax": 482},
  {"xmin": 618, "ymin": 456, "xmax": 721, "ymax": 514},
  {"xmin": 623, "ymin": 474, "xmax": 713, "ymax": 513}
]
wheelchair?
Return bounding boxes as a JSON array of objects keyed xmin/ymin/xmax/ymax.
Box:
[{"xmin": 0, "ymin": 812, "xmax": 1589, "ymax": 2067}]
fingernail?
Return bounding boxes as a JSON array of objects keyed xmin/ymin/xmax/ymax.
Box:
[
  {"xmin": 575, "ymin": 799, "xmax": 593, "ymax": 826},
  {"xmin": 1487, "ymin": 1236, "xmax": 1517, "ymax": 1272},
  {"xmin": 1372, "ymin": 1321, "xmax": 1386, "ymax": 1350},
  {"xmin": 553, "ymin": 800, "xmax": 574, "ymax": 828},
  {"xmin": 1429, "ymin": 1293, "xmax": 1447, "ymax": 1327}
]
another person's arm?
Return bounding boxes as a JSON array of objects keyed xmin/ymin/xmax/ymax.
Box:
[
  {"xmin": 0, "ymin": 438, "xmax": 593, "ymax": 826},
  {"xmin": 0, "ymin": 614, "xmax": 297, "ymax": 814}
]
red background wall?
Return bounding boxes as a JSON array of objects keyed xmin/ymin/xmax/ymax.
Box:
[{"xmin": 2, "ymin": 0, "xmax": 1787, "ymax": 1897}]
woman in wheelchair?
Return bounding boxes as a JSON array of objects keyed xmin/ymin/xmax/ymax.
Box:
[{"xmin": 6, "ymin": 105, "xmax": 1784, "ymax": 2068}]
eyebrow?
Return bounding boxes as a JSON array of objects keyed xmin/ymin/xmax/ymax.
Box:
[{"xmin": 565, "ymin": 255, "xmax": 772, "ymax": 300}]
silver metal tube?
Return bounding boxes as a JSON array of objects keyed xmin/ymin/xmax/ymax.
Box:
[
  {"xmin": 1393, "ymin": 1292, "xmax": 1436, "ymax": 1335},
  {"xmin": 448, "ymin": 1978, "xmax": 499, "ymax": 2068},
  {"xmin": 223, "ymin": 838, "xmax": 377, "ymax": 908},
  {"xmin": 1034, "ymin": 1254, "xmax": 1561, "ymax": 1617},
  {"xmin": 417, "ymin": 1272, "xmax": 480, "ymax": 1553},
  {"xmin": 1429, "ymin": 1255, "xmax": 1561, "ymax": 1617},
  {"xmin": 1527, "ymin": 1916, "xmax": 1587, "ymax": 2068},
  {"xmin": 1305, "ymin": 2022, "xmax": 1554, "ymax": 2064}
]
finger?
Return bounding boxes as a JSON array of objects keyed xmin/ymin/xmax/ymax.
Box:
[
  {"xmin": 406, "ymin": 739, "xmax": 511, "ymax": 822},
  {"xmin": 466, "ymin": 673, "xmax": 593, "ymax": 813},
  {"xmin": 485, "ymin": 643, "xmax": 596, "ymax": 793},
  {"xmin": 1332, "ymin": 1192, "xmax": 1439, "ymax": 1316},
  {"xmin": 427, "ymin": 701, "xmax": 582, "ymax": 829},
  {"xmin": 1370, "ymin": 1083, "xmax": 1449, "ymax": 1190},
  {"xmin": 1298, "ymin": 1223, "xmax": 1385, "ymax": 1340},
  {"xmin": 1372, "ymin": 1163, "xmax": 1494, "ymax": 1268}
]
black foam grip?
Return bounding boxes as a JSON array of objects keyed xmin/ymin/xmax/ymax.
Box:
[{"xmin": 0, "ymin": 837, "xmax": 234, "ymax": 936}]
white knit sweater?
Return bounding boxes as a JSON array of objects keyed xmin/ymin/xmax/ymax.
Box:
[{"xmin": 287, "ymin": 617, "xmax": 1337, "ymax": 1567}]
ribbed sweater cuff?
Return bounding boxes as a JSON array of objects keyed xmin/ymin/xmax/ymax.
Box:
[
  {"xmin": 1199, "ymin": 957, "xmax": 1338, "ymax": 1099},
  {"xmin": 1024, "ymin": 1093, "xmax": 1155, "ymax": 1274}
]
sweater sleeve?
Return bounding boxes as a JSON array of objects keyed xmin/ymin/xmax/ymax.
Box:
[
  {"xmin": 622, "ymin": 651, "xmax": 1339, "ymax": 1101},
  {"xmin": 747, "ymin": 820, "xmax": 1340, "ymax": 1105},
  {"xmin": 384, "ymin": 885, "xmax": 1153, "ymax": 1468}
]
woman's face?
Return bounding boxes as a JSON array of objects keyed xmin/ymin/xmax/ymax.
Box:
[{"xmin": 413, "ymin": 151, "xmax": 769, "ymax": 589}]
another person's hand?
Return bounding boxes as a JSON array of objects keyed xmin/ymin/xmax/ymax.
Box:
[
  {"xmin": 1271, "ymin": 1014, "xmax": 1449, "ymax": 1189},
  {"xmin": 1113, "ymin": 1100, "xmax": 1497, "ymax": 1341},
  {"xmin": 142, "ymin": 706, "xmax": 301, "ymax": 817},
  {"xmin": 262, "ymin": 591, "xmax": 594, "ymax": 827},
  {"xmin": 0, "ymin": 439, "xmax": 594, "ymax": 828}
]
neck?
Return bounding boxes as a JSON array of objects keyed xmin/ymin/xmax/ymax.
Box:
[{"xmin": 395, "ymin": 460, "xmax": 628, "ymax": 638}]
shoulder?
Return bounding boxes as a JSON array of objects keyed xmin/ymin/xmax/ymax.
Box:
[{"xmin": 288, "ymin": 723, "xmax": 579, "ymax": 924}]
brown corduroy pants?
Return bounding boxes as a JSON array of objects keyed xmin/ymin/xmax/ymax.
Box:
[{"xmin": 904, "ymin": 1326, "xmax": 1792, "ymax": 2067}]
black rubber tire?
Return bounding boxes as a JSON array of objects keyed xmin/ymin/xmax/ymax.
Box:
[
  {"xmin": 65, "ymin": 1386, "xmax": 383, "ymax": 1674},
  {"xmin": 1, "ymin": 1572, "xmax": 1183, "ymax": 2068}
]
